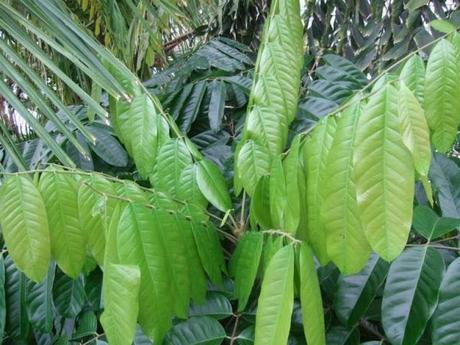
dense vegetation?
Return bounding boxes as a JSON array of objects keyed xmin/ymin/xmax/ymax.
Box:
[{"xmin": 1, "ymin": 1, "xmax": 460, "ymax": 345}]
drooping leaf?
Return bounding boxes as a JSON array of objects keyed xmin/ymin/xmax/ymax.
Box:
[
  {"xmin": 0, "ymin": 257, "xmax": 5, "ymax": 340},
  {"xmin": 196, "ymin": 159, "xmax": 232, "ymax": 212},
  {"xmin": 254, "ymin": 245, "xmax": 294, "ymax": 345},
  {"xmin": 163, "ymin": 316, "xmax": 226, "ymax": 345},
  {"xmin": 261, "ymin": 235, "xmax": 284, "ymax": 274},
  {"xmin": 229, "ymin": 232, "xmax": 264, "ymax": 311},
  {"xmin": 86, "ymin": 126, "xmax": 128, "ymax": 167},
  {"xmin": 250, "ymin": 176, "xmax": 272, "ymax": 230},
  {"xmin": 431, "ymin": 258, "xmax": 460, "ymax": 345},
  {"xmin": 399, "ymin": 54, "xmax": 425, "ymax": 104},
  {"xmin": 398, "ymin": 82, "xmax": 431, "ymax": 178},
  {"xmin": 382, "ymin": 247, "xmax": 444, "ymax": 345},
  {"xmin": 73, "ymin": 310, "xmax": 98, "ymax": 340},
  {"xmin": 101, "ymin": 264, "xmax": 140, "ymax": 345},
  {"xmin": 424, "ymin": 39, "xmax": 460, "ymax": 153},
  {"xmin": 353, "ymin": 84, "xmax": 414, "ymax": 261},
  {"xmin": 179, "ymin": 81, "xmax": 207, "ymax": 133},
  {"xmin": 269, "ymin": 156, "xmax": 287, "ymax": 229},
  {"xmin": 412, "ymin": 205, "xmax": 460, "ymax": 240},
  {"xmin": 321, "ymin": 103, "xmax": 371, "ymax": 274},
  {"xmin": 189, "ymin": 292, "xmax": 232, "ymax": 320},
  {"xmin": 334, "ymin": 254, "xmax": 389, "ymax": 327},
  {"xmin": 303, "ymin": 116, "xmax": 337, "ymax": 264},
  {"xmin": 176, "ymin": 164, "xmax": 207, "ymax": 208},
  {"xmin": 326, "ymin": 326, "xmax": 360, "ymax": 345},
  {"xmin": 0, "ymin": 175, "xmax": 50, "ymax": 282},
  {"xmin": 298, "ymin": 243, "xmax": 326, "ymax": 345},
  {"xmin": 208, "ymin": 80, "xmax": 226, "ymax": 131},
  {"xmin": 52, "ymin": 269, "xmax": 85, "ymax": 318},
  {"xmin": 282, "ymin": 136, "xmax": 301, "ymax": 234}
]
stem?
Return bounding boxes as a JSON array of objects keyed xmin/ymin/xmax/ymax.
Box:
[
  {"xmin": 228, "ymin": 314, "xmax": 241, "ymax": 345},
  {"xmin": 261, "ymin": 230, "xmax": 301, "ymax": 244}
]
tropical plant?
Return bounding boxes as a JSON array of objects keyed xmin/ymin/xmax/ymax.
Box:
[{"xmin": 1, "ymin": 1, "xmax": 460, "ymax": 345}]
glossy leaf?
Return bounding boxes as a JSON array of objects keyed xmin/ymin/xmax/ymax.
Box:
[
  {"xmin": 399, "ymin": 54, "xmax": 425, "ymax": 104},
  {"xmin": 237, "ymin": 140, "xmax": 271, "ymax": 196},
  {"xmin": 101, "ymin": 264, "xmax": 140, "ymax": 345},
  {"xmin": 412, "ymin": 205, "xmax": 460, "ymax": 240},
  {"xmin": 229, "ymin": 232, "xmax": 264, "ymax": 311},
  {"xmin": 254, "ymin": 245, "xmax": 294, "ymax": 345},
  {"xmin": 163, "ymin": 316, "xmax": 226, "ymax": 345},
  {"xmin": 0, "ymin": 175, "xmax": 50, "ymax": 282},
  {"xmin": 353, "ymin": 84, "xmax": 414, "ymax": 261},
  {"xmin": 189, "ymin": 292, "xmax": 232, "ymax": 320},
  {"xmin": 382, "ymin": 247, "xmax": 444, "ymax": 345},
  {"xmin": 196, "ymin": 159, "xmax": 232, "ymax": 212},
  {"xmin": 298, "ymin": 243, "xmax": 326, "ymax": 345},
  {"xmin": 208, "ymin": 80, "xmax": 226, "ymax": 131},
  {"xmin": 86, "ymin": 126, "xmax": 128, "ymax": 167},
  {"xmin": 52, "ymin": 270, "xmax": 85, "ymax": 318},
  {"xmin": 431, "ymin": 258, "xmax": 460, "ymax": 345}
]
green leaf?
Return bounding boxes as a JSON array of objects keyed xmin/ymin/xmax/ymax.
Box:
[
  {"xmin": 269, "ymin": 156, "xmax": 287, "ymax": 229},
  {"xmin": 176, "ymin": 164, "xmax": 207, "ymax": 208},
  {"xmin": 116, "ymin": 93, "xmax": 160, "ymax": 178},
  {"xmin": 398, "ymin": 82, "xmax": 431, "ymax": 178},
  {"xmin": 179, "ymin": 81, "xmax": 207, "ymax": 133},
  {"xmin": 86, "ymin": 126, "xmax": 128, "ymax": 167},
  {"xmin": 261, "ymin": 235, "xmax": 284, "ymax": 274},
  {"xmin": 229, "ymin": 232, "xmax": 264, "ymax": 311},
  {"xmin": 354, "ymin": 84, "xmax": 414, "ymax": 261},
  {"xmin": 424, "ymin": 39, "xmax": 460, "ymax": 153},
  {"xmin": 101, "ymin": 264, "xmax": 140, "ymax": 345},
  {"xmin": 151, "ymin": 138, "xmax": 193, "ymax": 198},
  {"xmin": 412, "ymin": 205, "xmax": 460, "ymax": 240},
  {"xmin": 237, "ymin": 326, "xmax": 255, "ymax": 345},
  {"xmin": 282, "ymin": 136, "xmax": 301, "ymax": 234},
  {"xmin": 334, "ymin": 254, "xmax": 389, "ymax": 327},
  {"xmin": 254, "ymin": 245, "xmax": 294, "ymax": 345},
  {"xmin": 250, "ymin": 176, "xmax": 272, "ymax": 229},
  {"xmin": 52, "ymin": 269, "xmax": 85, "ymax": 318},
  {"xmin": 163, "ymin": 316, "xmax": 226, "ymax": 345},
  {"xmin": 26, "ymin": 263, "xmax": 55, "ymax": 332},
  {"xmin": 5, "ymin": 257, "xmax": 29, "ymax": 340},
  {"xmin": 399, "ymin": 55, "xmax": 425, "ymax": 104},
  {"xmin": 237, "ymin": 140, "xmax": 271, "ymax": 196},
  {"xmin": 404, "ymin": 0, "xmax": 429, "ymax": 11},
  {"xmin": 431, "ymin": 258, "xmax": 460, "ymax": 345},
  {"xmin": 208, "ymin": 80, "xmax": 226, "ymax": 131},
  {"xmin": 39, "ymin": 169, "xmax": 85, "ymax": 278},
  {"xmin": 326, "ymin": 326, "xmax": 360, "ymax": 345},
  {"xmin": 0, "ymin": 175, "xmax": 50, "ymax": 282},
  {"xmin": 189, "ymin": 292, "xmax": 232, "ymax": 320},
  {"xmin": 196, "ymin": 159, "xmax": 232, "ymax": 212},
  {"xmin": 382, "ymin": 247, "xmax": 444, "ymax": 345},
  {"xmin": 0, "ymin": 257, "xmax": 5, "ymax": 340},
  {"xmin": 78, "ymin": 175, "xmax": 115, "ymax": 266},
  {"xmin": 116, "ymin": 205, "xmax": 173, "ymax": 343},
  {"xmin": 298, "ymin": 243, "xmax": 326, "ymax": 345},
  {"xmin": 303, "ymin": 116, "xmax": 337, "ymax": 264},
  {"xmin": 321, "ymin": 103, "xmax": 371, "ymax": 274},
  {"xmin": 73, "ymin": 310, "xmax": 98, "ymax": 339},
  {"xmin": 430, "ymin": 20, "xmax": 457, "ymax": 34}
]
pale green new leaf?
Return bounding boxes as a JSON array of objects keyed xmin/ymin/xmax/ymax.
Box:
[
  {"xmin": 322, "ymin": 103, "xmax": 371, "ymax": 274},
  {"xmin": 250, "ymin": 176, "xmax": 272, "ymax": 230},
  {"xmin": 431, "ymin": 258, "xmax": 460, "ymax": 345},
  {"xmin": 39, "ymin": 169, "xmax": 85, "ymax": 278},
  {"xmin": 269, "ymin": 156, "xmax": 287, "ymax": 229},
  {"xmin": 229, "ymin": 232, "xmax": 264, "ymax": 311},
  {"xmin": 382, "ymin": 247, "xmax": 444, "ymax": 345},
  {"xmin": 424, "ymin": 39, "xmax": 460, "ymax": 153},
  {"xmin": 398, "ymin": 82, "xmax": 431, "ymax": 178},
  {"xmin": 399, "ymin": 54, "xmax": 425, "ymax": 104},
  {"xmin": 353, "ymin": 84, "xmax": 414, "ymax": 261},
  {"xmin": 0, "ymin": 175, "xmax": 50, "ymax": 282},
  {"xmin": 101, "ymin": 264, "xmax": 140, "ymax": 345},
  {"xmin": 298, "ymin": 243, "xmax": 326, "ymax": 345},
  {"xmin": 237, "ymin": 140, "xmax": 271, "ymax": 196},
  {"xmin": 196, "ymin": 160, "xmax": 232, "ymax": 212},
  {"xmin": 254, "ymin": 245, "xmax": 294, "ymax": 345},
  {"xmin": 303, "ymin": 116, "xmax": 337, "ymax": 264}
]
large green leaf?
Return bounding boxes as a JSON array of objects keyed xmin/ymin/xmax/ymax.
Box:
[
  {"xmin": 116, "ymin": 93, "xmax": 161, "ymax": 178},
  {"xmin": 254, "ymin": 245, "xmax": 294, "ymax": 345},
  {"xmin": 298, "ymin": 243, "xmax": 326, "ymax": 345},
  {"xmin": 229, "ymin": 232, "xmax": 264, "ymax": 311},
  {"xmin": 52, "ymin": 269, "xmax": 85, "ymax": 318},
  {"xmin": 353, "ymin": 84, "xmax": 414, "ymax": 261},
  {"xmin": 431, "ymin": 258, "xmax": 460, "ymax": 345},
  {"xmin": 116, "ymin": 204, "xmax": 173, "ymax": 343},
  {"xmin": 5, "ymin": 257, "xmax": 29, "ymax": 340},
  {"xmin": 176, "ymin": 165, "xmax": 207, "ymax": 208},
  {"xmin": 26, "ymin": 263, "xmax": 55, "ymax": 333},
  {"xmin": 101, "ymin": 264, "xmax": 140, "ymax": 345},
  {"xmin": 189, "ymin": 292, "xmax": 232, "ymax": 320},
  {"xmin": 208, "ymin": 80, "xmax": 226, "ymax": 131},
  {"xmin": 282, "ymin": 136, "xmax": 301, "ymax": 234},
  {"xmin": 269, "ymin": 156, "xmax": 287, "ymax": 229},
  {"xmin": 334, "ymin": 254, "xmax": 389, "ymax": 327},
  {"xmin": 0, "ymin": 175, "xmax": 50, "ymax": 282},
  {"xmin": 321, "ymin": 103, "xmax": 371, "ymax": 274},
  {"xmin": 196, "ymin": 159, "xmax": 232, "ymax": 212},
  {"xmin": 86, "ymin": 126, "xmax": 128, "ymax": 167},
  {"xmin": 424, "ymin": 39, "xmax": 460, "ymax": 153},
  {"xmin": 39, "ymin": 169, "xmax": 85, "ymax": 278},
  {"xmin": 382, "ymin": 247, "xmax": 444, "ymax": 345},
  {"xmin": 236, "ymin": 140, "xmax": 271, "ymax": 196},
  {"xmin": 399, "ymin": 54, "xmax": 425, "ymax": 104},
  {"xmin": 412, "ymin": 205, "xmax": 460, "ymax": 240},
  {"xmin": 150, "ymin": 138, "xmax": 192, "ymax": 198},
  {"xmin": 163, "ymin": 316, "xmax": 226, "ymax": 345},
  {"xmin": 303, "ymin": 116, "xmax": 337, "ymax": 264},
  {"xmin": 398, "ymin": 82, "xmax": 431, "ymax": 178}
]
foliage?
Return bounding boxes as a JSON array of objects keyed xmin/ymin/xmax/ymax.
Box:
[{"xmin": 1, "ymin": 1, "xmax": 460, "ymax": 345}]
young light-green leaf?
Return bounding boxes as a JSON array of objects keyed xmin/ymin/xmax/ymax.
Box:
[{"xmin": 196, "ymin": 159, "xmax": 232, "ymax": 212}]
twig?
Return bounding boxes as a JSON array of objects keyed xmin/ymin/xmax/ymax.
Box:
[
  {"xmin": 81, "ymin": 333, "xmax": 104, "ymax": 345},
  {"xmin": 406, "ymin": 243, "xmax": 460, "ymax": 251},
  {"xmin": 261, "ymin": 230, "xmax": 301, "ymax": 244},
  {"xmin": 228, "ymin": 314, "xmax": 241, "ymax": 345}
]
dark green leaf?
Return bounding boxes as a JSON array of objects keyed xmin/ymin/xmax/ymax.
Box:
[
  {"xmin": 163, "ymin": 316, "xmax": 226, "ymax": 345},
  {"xmin": 412, "ymin": 205, "xmax": 460, "ymax": 240}
]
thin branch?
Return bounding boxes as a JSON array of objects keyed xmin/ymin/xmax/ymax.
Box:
[
  {"xmin": 406, "ymin": 243, "xmax": 460, "ymax": 251},
  {"xmin": 261, "ymin": 230, "xmax": 301, "ymax": 244},
  {"xmin": 229, "ymin": 314, "xmax": 241, "ymax": 345}
]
